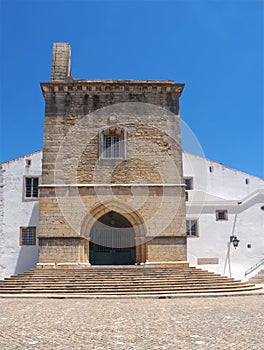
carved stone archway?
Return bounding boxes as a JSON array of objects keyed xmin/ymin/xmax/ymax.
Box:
[{"xmin": 81, "ymin": 201, "xmax": 147, "ymax": 264}]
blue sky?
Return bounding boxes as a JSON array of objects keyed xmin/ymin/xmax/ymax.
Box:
[{"xmin": 0, "ymin": 0, "xmax": 263, "ymax": 178}]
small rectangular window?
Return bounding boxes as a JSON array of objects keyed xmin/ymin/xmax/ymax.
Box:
[
  {"xmin": 20, "ymin": 227, "xmax": 36, "ymax": 245},
  {"xmin": 186, "ymin": 219, "xmax": 198, "ymax": 237},
  {"xmin": 104, "ymin": 135, "xmax": 120, "ymax": 158},
  {"xmin": 25, "ymin": 159, "xmax": 31, "ymax": 167},
  {"xmin": 245, "ymin": 178, "xmax": 250, "ymax": 185},
  {"xmin": 184, "ymin": 177, "xmax": 193, "ymax": 190},
  {"xmin": 185, "ymin": 191, "xmax": 189, "ymax": 201},
  {"xmin": 209, "ymin": 166, "xmax": 214, "ymax": 173},
  {"xmin": 100, "ymin": 128, "xmax": 126, "ymax": 160},
  {"xmin": 216, "ymin": 210, "xmax": 228, "ymax": 221},
  {"xmin": 25, "ymin": 177, "xmax": 39, "ymax": 198}
]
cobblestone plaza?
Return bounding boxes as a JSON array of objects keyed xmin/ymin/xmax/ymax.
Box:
[{"xmin": 0, "ymin": 295, "xmax": 263, "ymax": 349}]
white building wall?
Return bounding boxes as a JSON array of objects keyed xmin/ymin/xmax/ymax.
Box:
[
  {"xmin": 184, "ymin": 152, "xmax": 264, "ymax": 199},
  {"xmin": 0, "ymin": 151, "xmax": 42, "ymax": 279},
  {"xmin": 183, "ymin": 153, "xmax": 264, "ymax": 280}
]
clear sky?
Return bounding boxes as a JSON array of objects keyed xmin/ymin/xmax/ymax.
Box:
[{"xmin": 0, "ymin": 0, "xmax": 263, "ymax": 178}]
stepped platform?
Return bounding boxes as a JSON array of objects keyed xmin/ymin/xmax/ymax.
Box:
[
  {"xmin": 0, "ymin": 266, "xmax": 262, "ymax": 297},
  {"xmin": 248, "ymin": 269, "xmax": 264, "ymax": 284}
]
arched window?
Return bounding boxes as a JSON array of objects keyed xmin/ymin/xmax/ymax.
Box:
[{"xmin": 99, "ymin": 127, "xmax": 126, "ymax": 159}]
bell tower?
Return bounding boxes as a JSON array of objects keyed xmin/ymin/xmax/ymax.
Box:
[{"xmin": 38, "ymin": 43, "xmax": 187, "ymax": 268}]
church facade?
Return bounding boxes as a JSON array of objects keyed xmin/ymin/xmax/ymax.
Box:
[
  {"xmin": 1, "ymin": 149, "xmax": 263, "ymax": 280},
  {"xmin": 0, "ymin": 43, "xmax": 263, "ymax": 280}
]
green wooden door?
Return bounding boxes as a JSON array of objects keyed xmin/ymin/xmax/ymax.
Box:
[
  {"xmin": 90, "ymin": 228, "xmax": 136, "ymax": 265},
  {"xmin": 89, "ymin": 211, "xmax": 136, "ymax": 265}
]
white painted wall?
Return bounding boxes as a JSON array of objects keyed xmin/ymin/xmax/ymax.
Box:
[
  {"xmin": 0, "ymin": 150, "xmax": 263, "ymax": 281},
  {"xmin": 184, "ymin": 152, "xmax": 264, "ymax": 200},
  {"xmin": 183, "ymin": 153, "xmax": 264, "ymax": 281},
  {"xmin": 0, "ymin": 151, "xmax": 42, "ymax": 279}
]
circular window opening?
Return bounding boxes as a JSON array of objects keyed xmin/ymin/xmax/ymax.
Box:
[{"xmin": 261, "ymin": 206, "xmax": 264, "ymax": 211}]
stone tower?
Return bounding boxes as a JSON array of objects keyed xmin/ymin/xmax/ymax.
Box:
[{"xmin": 38, "ymin": 43, "xmax": 187, "ymax": 268}]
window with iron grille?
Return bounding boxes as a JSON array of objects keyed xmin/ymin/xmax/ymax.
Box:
[
  {"xmin": 25, "ymin": 177, "xmax": 39, "ymax": 198},
  {"xmin": 104, "ymin": 135, "xmax": 120, "ymax": 158},
  {"xmin": 99, "ymin": 127, "xmax": 126, "ymax": 160},
  {"xmin": 186, "ymin": 219, "xmax": 198, "ymax": 237},
  {"xmin": 184, "ymin": 177, "xmax": 193, "ymax": 190},
  {"xmin": 216, "ymin": 210, "xmax": 228, "ymax": 221},
  {"xmin": 20, "ymin": 227, "xmax": 36, "ymax": 245}
]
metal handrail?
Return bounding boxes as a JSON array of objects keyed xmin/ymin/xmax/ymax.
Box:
[{"xmin": 245, "ymin": 258, "xmax": 264, "ymax": 277}]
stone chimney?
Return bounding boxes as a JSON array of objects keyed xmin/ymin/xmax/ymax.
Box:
[{"xmin": 51, "ymin": 43, "xmax": 71, "ymax": 81}]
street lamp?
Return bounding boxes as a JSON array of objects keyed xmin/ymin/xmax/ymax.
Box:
[{"xmin": 230, "ymin": 235, "xmax": 240, "ymax": 249}]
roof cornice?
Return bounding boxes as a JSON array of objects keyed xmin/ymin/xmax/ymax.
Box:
[{"xmin": 40, "ymin": 80, "xmax": 185, "ymax": 96}]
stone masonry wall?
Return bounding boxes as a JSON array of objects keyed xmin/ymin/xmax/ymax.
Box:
[
  {"xmin": 39, "ymin": 43, "xmax": 186, "ymax": 264},
  {"xmin": 51, "ymin": 43, "xmax": 71, "ymax": 81},
  {"xmin": 41, "ymin": 82, "xmax": 183, "ymax": 185}
]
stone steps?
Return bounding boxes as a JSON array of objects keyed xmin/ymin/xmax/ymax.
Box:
[
  {"xmin": 2, "ymin": 273, "xmax": 234, "ymax": 281},
  {"xmin": 9, "ymin": 267, "xmax": 211, "ymax": 275},
  {"xmin": 0, "ymin": 279, "xmax": 238, "ymax": 286},
  {"xmin": 0, "ymin": 282, "xmax": 253, "ymax": 288},
  {"xmin": 0, "ymin": 266, "xmax": 260, "ymax": 295},
  {"xmin": 0, "ymin": 283, "xmax": 257, "ymax": 293},
  {"xmin": 0, "ymin": 287, "xmax": 258, "ymax": 294},
  {"xmin": 248, "ymin": 269, "xmax": 264, "ymax": 284}
]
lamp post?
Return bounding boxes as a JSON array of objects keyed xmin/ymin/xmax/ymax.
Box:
[
  {"xmin": 230, "ymin": 235, "xmax": 240, "ymax": 249},
  {"xmin": 223, "ymin": 203, "xmax": 242, "ymax": 278},
  {"xmin": 223, "ymin": 235, "xmax": 240, "ymax": 278}
]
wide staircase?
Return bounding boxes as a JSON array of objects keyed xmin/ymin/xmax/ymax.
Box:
[
  {"xmin": 248, "ymin": 269, "xmax": 264, "ymax": 284},
  {"xmin": 0, "ymin": 266, "xmax": 261, "ymax": 296}
]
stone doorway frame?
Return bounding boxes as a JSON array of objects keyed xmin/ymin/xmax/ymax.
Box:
[{"xmin": 81, "ymin": 201, "xmax": 147, "ymax": 264}]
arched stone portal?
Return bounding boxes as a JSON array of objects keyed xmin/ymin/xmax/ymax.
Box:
[{"xmin": 89, "ymin": 211, "xmax": 136, "ymax": 265}]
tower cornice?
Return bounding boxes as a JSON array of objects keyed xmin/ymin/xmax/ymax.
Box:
[{"xmin": 40, "ymin": 80, "xmax": 185, "ymax": 96}]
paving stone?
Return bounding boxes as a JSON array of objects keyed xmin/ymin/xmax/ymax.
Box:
[{"xmin": 0, "ymin": 295, "xmax": 263, "ymax": 349}]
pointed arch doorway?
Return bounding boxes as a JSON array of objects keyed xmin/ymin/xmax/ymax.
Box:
[{"xmin": 89, "ymin": 211, "xmax": 136, "ymax": 265}]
